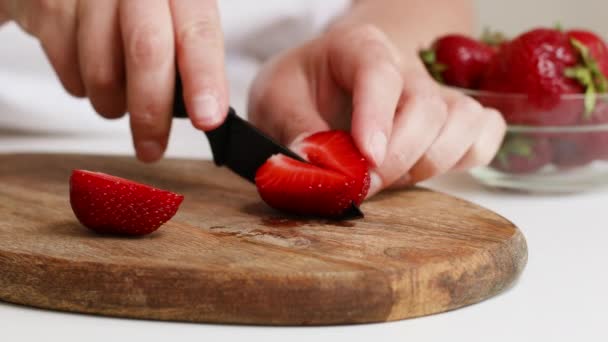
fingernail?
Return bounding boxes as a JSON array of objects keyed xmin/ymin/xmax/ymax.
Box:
[
  {"xmin": 367, "ymin": 171, "xmax": 383, "ymax": 199},
  {"xmin": 369, "ymin": 131, "xmax": 388, "ymax": 166},
  {"xmin": 136, "ymin": 140, "xmax": 163, "ymax": 162},
  {"xmin": 192, "ymin": 93, "xmax": 222, "ymax": 128}
]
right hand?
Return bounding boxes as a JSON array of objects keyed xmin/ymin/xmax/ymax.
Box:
[{"xmin": 0, "ymin": 0, "xmax": 229, "ymax": 162}]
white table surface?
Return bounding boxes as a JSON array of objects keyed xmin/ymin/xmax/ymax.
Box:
[{"xmin": 1, "ymin": 23, "xmax": 607, "ymax": 342}]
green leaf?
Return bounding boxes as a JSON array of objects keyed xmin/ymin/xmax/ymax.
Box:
[
  {"xmin": 420, "ymin": 50, "xmax": 436, "ymax": 65},
  {"xmin": 481, "ymin": 27, "xmax": 507, "ymax": 46},
  {"xmin": 584, "ymin": 83, "xmax": 597, "ymax": 118},
  {"xmin": 419, "ymin": 49, "xmax": 447, "ymax": 83},
  {"xmin": 571, "ymin": 38, "xmax": 592, "ymax": 65}
]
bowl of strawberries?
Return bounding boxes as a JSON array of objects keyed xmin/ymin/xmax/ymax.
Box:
[{"xmin": 422, "ymin": 27, "xmax": 608, "ymax": 192}]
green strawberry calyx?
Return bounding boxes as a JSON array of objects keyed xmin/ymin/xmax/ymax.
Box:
[
  {"xmin": 495, "ymin": 135, "xmax": 534, "ymax": 168},
  {"xmin": 480, "ymin": 27, "xmax": 507, "ymax": 47},
  {"xmin": 420, "ymin": 49, "xmax": 447, "ymax": 83},
  {"xmin": 565, "ymin": 38, "xmax": 608, "ymax": 118}
]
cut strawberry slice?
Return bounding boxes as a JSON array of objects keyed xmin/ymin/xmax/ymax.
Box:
[
  {"xmin": 296, "ymin": 131, "xmax": 370, "ymax": 205},
  {"xmin": 70, "ymin": 170, "xmax": 184, "ymax": 236},
  {"xmin": 255, "ymin": 130, "xmax": 370, "ymax": 218}
]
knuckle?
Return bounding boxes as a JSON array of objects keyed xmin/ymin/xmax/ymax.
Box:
[
  {"xmin": 417, "ymin": 91, "xmax": 448, "ymax": 124},
  {"xmin": 177, "ymin": 18, "xmax": 221, "ymax": 48},
  {"xmin": 351, "ymin": 24, "xmax": 386, "ymax": 43},
  {"xmin": 373, "ymin": 61, "xmax": 403, "ymax": 84},
  {"xmin": 128, "ymin": 26, "xmax": 172, "ymax": 68},
  {"xmin": 384, "ymin": 150, "xmax": 411, "ymax": 180},
  {"xmin": 37, "ymin": 0, "xmax": 60, "ymax": 13},
  {"xmin": 86, "ymin": 65, "xmax": 121, "ymax": 92},
  {"xmin": 421, "ymin": 153, "xmax": 449, "ymax": 177},
  {"xmin": 131, "ymin": 111, "xmax": 162, "ymax": 133},
  {"xmin": 451, "ymin": 95, "xmax": 483, "ymax": 116}
]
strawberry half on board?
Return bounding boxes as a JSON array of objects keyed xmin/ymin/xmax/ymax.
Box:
[
  {"xmin": 255, "ymin": 131, "xmax": 370, "ymax": 218},
  {"xmin": 70, "ymin": 170, "xmax": 184, "ymax": 236}
]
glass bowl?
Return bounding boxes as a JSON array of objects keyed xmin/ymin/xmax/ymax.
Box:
[{"xmin": 461, "ymin": 89, "xmax": 608, "ymax": 193}]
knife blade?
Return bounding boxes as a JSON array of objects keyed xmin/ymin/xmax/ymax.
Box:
[{"xmin": 172, "ymin": 77, "xmax": 363, "ymax": 219}]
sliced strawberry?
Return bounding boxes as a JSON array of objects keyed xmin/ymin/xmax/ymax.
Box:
[
  {"xmin": 296, "ymin": 131, "xmax": 370, "ymax": 205},
  {"xmin": 255, "ymin": 155, "xmax": 355, "ymax": 217},
  {"xmin": 70, "ymin": 170, "xmax": 184, "ymax": 236},
  {"xmin": 255, "ymin": 130, "xmax": 370, "ymax": 218}
]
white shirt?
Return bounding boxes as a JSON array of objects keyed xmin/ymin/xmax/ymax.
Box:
[{"xmin": 0, "ymin": 0, "xmax": 350, "ymax": 158}]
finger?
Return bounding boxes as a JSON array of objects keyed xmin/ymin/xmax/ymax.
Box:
[
  {"xmin": 453, "ymin": 108, "xmax": 506, "ymax": 170},
  {"xmin": 367, "ymin": 75, "xmax": 448, "ymax": 197},
  {"xmin": 78, "ymin": 0, "xmax": 126, "ymax": 118},
  {"xmin": 22, "ymin": 0, "xmax": 86, "ymax": 97},
  {"xmin": 0, "ymin": 7, "xmax": 8, "ymax": 24},
  {"xmin": 328, "ymin": 25, "xmax": 403, "ymax": 167},
  {"xmin": 170, "ymin": 0, "xmax": 228, "ymax": 131},
  {"xmin": 120, "ymin": 0, "xmax": 175, "ymax": 162},
  {"xmin": 249, "ymin": 64, "xmax": 330, "ymax": 146},
  {"xmin": 407, "ymin": 93, "xmax": 487, "ymax": 184}
]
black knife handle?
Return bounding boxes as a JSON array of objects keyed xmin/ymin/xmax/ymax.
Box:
[{"xmin": 172, "ymin": 76, "xmax": 232, "ymax": 166}]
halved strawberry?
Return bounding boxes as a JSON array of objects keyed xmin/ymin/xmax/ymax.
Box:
[
  {"xmin": 255, "ymin": 131, "xmax": 370, "ymax": 218},
  {"xmin": 295, "ymin": 131, "xmax": 370, "ymax": 205},
  {"xmin": 70, "ymin": 170, "xmax": 184, "ymax": 236}
]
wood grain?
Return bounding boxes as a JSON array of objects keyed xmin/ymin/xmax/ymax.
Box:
[{"xmin": 0, "ymin": 154, "xmax": 527, "ymax": 325}]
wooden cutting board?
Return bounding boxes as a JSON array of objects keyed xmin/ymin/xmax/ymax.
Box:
[{"xmin": 0, "ymin": 153, "xmax": 527, "ymax": 325}]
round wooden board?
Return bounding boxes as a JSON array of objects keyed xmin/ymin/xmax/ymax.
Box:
[{"xmin": 0, "ymin": 154, "xmax": 527, "ymax": 325}]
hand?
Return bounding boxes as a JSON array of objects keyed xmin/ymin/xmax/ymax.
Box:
[
  {"xmin": 248, "ymin": 25, "xmax": 506, "ymax": 197},
  {"xmin": 0, "ymin": 0, "xmax": 228, "ymax": 162}
]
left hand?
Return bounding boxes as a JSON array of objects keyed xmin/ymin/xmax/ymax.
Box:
[{"xmin": 248, "ymin": 25, "xmax": 506, "ymax": 197}]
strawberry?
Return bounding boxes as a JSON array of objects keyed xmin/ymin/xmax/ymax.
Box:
[
  {"xmin": 70, "ymin": 170, "xmax": 184, "ymax": 236},
  {"xmin": 551, "ymin": 134, "xmax": 595, "ymax": 168},
  {"xmin": 567, "ymin": 30, "xmax": 608, "ymax": 78},
  {"xmin": 491, "ymin": 134, "xmax": 553, "ymax": 174},
  {"xmin": 481, "ymin": 28, "xmax": 608, "ymax": 126},
  {"xmin": 420, "ymin": 34, "xmax": 495, "ymax": 88},
  {"xmin": 255, "ymin": 131, "xmax": 370, "ymax": 218},
  {"xmin": 481, "ymin": 28, "xmax": 585, "ymax": 125},
  {"xmin": 583, "ymin": 100, "xmax": 608, "ymax": 159}
]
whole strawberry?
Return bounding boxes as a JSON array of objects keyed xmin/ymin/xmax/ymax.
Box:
[
  {"xmin": 551, "ymin": 133, "xmax": 595, "ymax": 169},
  {"xmin": 481, "ymin": 28, "xmax": 608, "ymax": 125},
  {"xmin": 583, "ymin": 100, "xmax": 608, "ymax": 160},
  {"xmin": 70, "ymin": 170, "xmax": 184, "ymax": 236},
  {"xmin": 491, "ymin": 134, "xmax": 553, "ymax": 174},
  {"xmin": 567, "ymin": 29, "xmax": 608, "ymax": 78},
  {"xmin": 421, "ymin": 34, "xmax": 495, "ymax": 88},
  {"xmin": 481, "ymin": 28, "xmax": 583, "ymax": 125}
]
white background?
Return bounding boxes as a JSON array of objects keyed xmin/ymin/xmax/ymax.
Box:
[{"xmin": 2, "ymin": 1, "xmax": 608, "ymax": 341}]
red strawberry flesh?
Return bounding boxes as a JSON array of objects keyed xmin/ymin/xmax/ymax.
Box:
[
  {"xmin": 255, "ymin": 130, "xmax": 370, "ymax": 218},
  {"xmin": 70, "ymin": 170, "xmax": 184, "ymax": 236},
  {"xmin": 296, "ymin": 131, "xmax": 370, "ymax": 205}
]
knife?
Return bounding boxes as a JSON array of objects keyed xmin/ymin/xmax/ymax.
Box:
[{"xmin": 172, "ymin": 77, "xmax": 363, "ymax": 219}]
